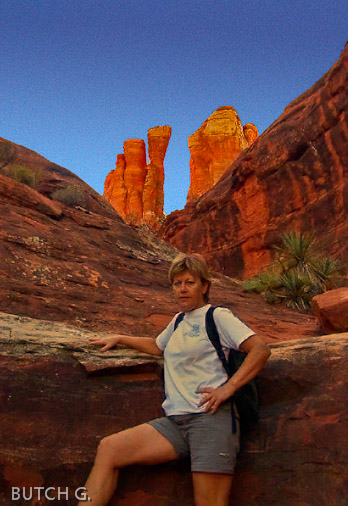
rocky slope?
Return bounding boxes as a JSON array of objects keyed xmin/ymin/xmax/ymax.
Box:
[
  {"xmin": 0, "ymin": 140, "xmax": 320, "ymax": 339},
  {"xmin": 0, "ymin": 138, "xmax": 175, "ymax": 336},
  {"xmin": 104, "ymin": 126, "xmax": 171, "ymax": 229},
  {"xmin": 162, "ymin": 44, "xmax": 348, "ymax": 279}
]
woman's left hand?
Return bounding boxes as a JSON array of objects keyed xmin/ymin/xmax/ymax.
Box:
[{"xmin": 198, "ymin": 384, "xmax": 233, "ymax": 413}]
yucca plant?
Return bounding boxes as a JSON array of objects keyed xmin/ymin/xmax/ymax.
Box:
[
  {"xmin": 275, "ymin": 231, "xmax": 317, "ymax": 274},
  {"xmin": 309, "ymin": 256, "xmax": 342, "ymax": 293},
  {"xmin": 277, "ymin": 270, "xmax": 313, "ymax": 311},
  {"xmin": 243, "ymin": 230, "xmax": 343, "ymax": 312}
]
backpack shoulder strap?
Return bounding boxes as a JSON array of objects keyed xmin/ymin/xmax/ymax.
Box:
[
  {"xmin": 206, "ymin": 306, "xmax": 237, "ymax": 434},
  {"xmin": 174, "ymin": 312, "xmax": 185, "ymax": 331},
  {"xmin": 205, "ymin": 306, "xmax": 230, "ymax": 377}
]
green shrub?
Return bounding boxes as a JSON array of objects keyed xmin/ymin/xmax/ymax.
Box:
[
  {"xmin": 243, "ymin": 231, "xmax": 343, "ymax": 312},
  {"xmin": 52, "ymin": 185, "xmax": 86, "ymax": 207},
  {"xmin": 3, "ymin": 164, "xmax": 42, "ymax": 188},
  {"xmin": 243, "ymin": 270, "xmax": 283, "ymax": 294},
  {"xmin": 0, "ymin": 141, "xmax": 16, "ymax": 169}
]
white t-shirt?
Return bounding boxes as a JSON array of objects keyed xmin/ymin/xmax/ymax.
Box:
[{"xmin": 156, "ymin": 304, "xmax": 255, "ymax": 416}]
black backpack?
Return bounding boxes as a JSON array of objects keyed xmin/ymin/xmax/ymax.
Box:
[{"xmin": 174, "ymin": 306, "xmax": 259, "ymax": 433}]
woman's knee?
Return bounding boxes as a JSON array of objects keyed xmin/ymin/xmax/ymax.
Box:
[
  {"xmin": 96, "ymin": 433, "xmax": 123, "ymax": 468},
  {"xmin": 95, "ymin": 424, "xmax": 176, "ymax": 469},
  {"xmin": 193, "ymin": 473, "xmax": 232, "ymax": 506},
  {"xmin": 195, "ymin": 494, "xmax": 228, "ymax": 506},
  {"xmin": 194, "ymin": 495, "xmax": 210, "ymax": 506}
]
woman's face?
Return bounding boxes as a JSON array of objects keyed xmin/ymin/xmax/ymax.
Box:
[{"xmin": 172, "ymin": 270, "xmax": 208, "ymax": 312}]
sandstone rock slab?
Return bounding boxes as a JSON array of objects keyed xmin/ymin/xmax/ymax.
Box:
[{"xmin": 312, "ymin": 287, "xmax": 348, "ymax": 333}]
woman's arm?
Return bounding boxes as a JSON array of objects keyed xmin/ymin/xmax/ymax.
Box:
[
  {"xmin": 199, "ymin": 334, "xmax": 271, "ymax": 412},
  {"xmin": 89, "ymin": 334, "xmax": 163, "ymax": 357},
  {"xmin": 224, "ymin": 334, "xmax": 270, "ymax": 395}
]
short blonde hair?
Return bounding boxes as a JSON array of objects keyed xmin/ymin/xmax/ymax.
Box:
[{"xmin": 169, "ymin": 253, "xmax": 212, "ymax": 302}]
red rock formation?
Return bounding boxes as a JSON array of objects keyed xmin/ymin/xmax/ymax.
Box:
[
  {"xmin": 243, "ymin": 123, "xmax": 259, "ymax": 145},
  {"xmin": 0, "ymin": 137, "xmax": 322, "ymax": 336},
  {"xmin": 162, "ymin": 44, "xmax": 348, "ymax": 279},
  {"xmin": 104, "ymin": 127, "xmax": 171, "ymax": 228},
  {"xmin": 123, "ymin": 139, "xmax": 147, "ymax": 222},
  {"xmin": 103, "ymin": 154, "xmax": 127, "ymax": 219},
  {"xmin": 312, "ymin": 288, "xmax": 348, "ymax": 333},
  {"xmin": 143, "ymin": 125, "xmax": 172, "ymax": 229},
  {"xmin": 103, "ymin": 140, "xmax": 147, "ymax": 225},
  {"xmin": 186, "ymin": 106, "xmax": 258, "ymax": 203}
]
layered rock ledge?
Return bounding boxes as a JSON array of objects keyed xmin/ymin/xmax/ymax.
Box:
[{"xmin": 1, "ymin": 312, "xmax": 347, "ymax": 505}]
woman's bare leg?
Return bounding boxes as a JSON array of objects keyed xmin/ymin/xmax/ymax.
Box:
[
  {"xmin": 192, "ymin": 472, "xmax": 233, "ymax": 506},
  {"xmin": 79, "ymin": 423, "xmax": 178, "ymax": 506}
]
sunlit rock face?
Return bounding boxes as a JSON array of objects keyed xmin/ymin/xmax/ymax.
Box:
[
  {"xmin": 104, "ymin": 154, "xmax": 127, "ymax": 219},
  {"xmin": 104, "ymin": 110, "xmax": 256, "ymax": 227},
  {"xmin": 143, "ymin": 125, "xmax": 172, "ymax": 230},
  {"xmin": 104, "ymin": 138, "xmax": 147, "ymax": 225},
  {"xmin": 162, "ymin": 44, "xmax": 348, "ymax": 279},
  {"xmin": 104, "ymin": 126, "xmax": 171, "ymax": 228},
  {"xmin": 243, "ymin": 123, "xmax": 259, "ymax": 145},
  {"xmin": 123, "ymin": 139, "xmax": 147, "ymax": 222},
  {"xmin": 186, "ymin": 106, "xmax": 258, "ymax": 203}
]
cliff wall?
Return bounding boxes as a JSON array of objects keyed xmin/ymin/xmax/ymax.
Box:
[{"xmin": 162, "ymin": 44, "xmax": 348, "ymax": 279}]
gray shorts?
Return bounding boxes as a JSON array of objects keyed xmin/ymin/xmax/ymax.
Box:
[{"xmin": 147, "ymin": 404, "xmax": 240, "ymax": 474}]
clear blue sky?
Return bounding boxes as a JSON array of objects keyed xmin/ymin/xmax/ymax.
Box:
[{"xmin": 1, "ymin": 0, "xmax": 347, "ymax": 214}]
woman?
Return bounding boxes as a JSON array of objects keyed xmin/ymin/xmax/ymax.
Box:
[{"xmin": 80, "ymin": 253, "xmax": 270, "ymax": 506}]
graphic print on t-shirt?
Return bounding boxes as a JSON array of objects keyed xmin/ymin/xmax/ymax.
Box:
[{"xmin": 187, "ymin": 324, "xmax": 201, "ymax": 337}]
